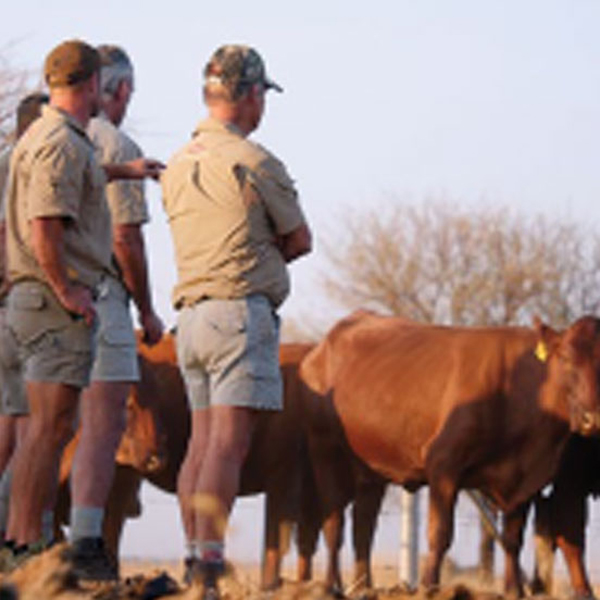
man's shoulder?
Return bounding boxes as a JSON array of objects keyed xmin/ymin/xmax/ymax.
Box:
[
  {"xmin": 88, "ymin": 116, "xmax": 142, "ymax": 162},
  {"xmin": 15, "ymin": 114, "xmax": 84, "ymax": 164}
]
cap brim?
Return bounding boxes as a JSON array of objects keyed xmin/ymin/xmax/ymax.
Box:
[{"xmin": 264, "ymin": 77, "xmax": 283, "ymax": 93}]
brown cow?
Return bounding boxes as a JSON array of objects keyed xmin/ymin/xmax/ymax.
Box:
[
  {"xmin": 92, "ymin": 334, "xmax": 388, "ymax": 593},
  {"xmin": 531, "ymin": 435, "xmax": 600, "ymax": 599},
  {"xmin": 131, "ymin": 335, "xmax": 309, "ymax": 589},
  {"xmin": 300, "ymin": 310, "xmax": 600, "ymax": 597}
]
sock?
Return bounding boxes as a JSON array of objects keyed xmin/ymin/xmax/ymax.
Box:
[
  {"xmin": 0, "ymin": 470, "xmax": 12, "ymax": 533},
  {"xmin": 41, "ymin": 510, "xmax": 54, "ymax": 545},
  {"xmin": 186, "ymin": 539, "xmax": 201, "ymax": 559},
  {"xmin": 69, "ymin": 506, "xmax": 104, "ymax": 542},
  {"xmin": 199, "ymin": 540, "xmax": 224, "ymax": 565}
]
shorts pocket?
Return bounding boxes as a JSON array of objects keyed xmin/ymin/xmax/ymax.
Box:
[
  {"xmin": 204, "ymin": 300, "xmax": 248, "ymax": 336},
  {"xmin": 7, "ymin": 284, "xmax": 72, "ymax": 346}
]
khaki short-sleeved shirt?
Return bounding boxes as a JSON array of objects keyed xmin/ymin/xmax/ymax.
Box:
[
  {"xmin": 6, "ymin": 105, "xmax": 114, "ymax": 290},
  {"xmin": 161, "ymin": 117, "xmax": 306, "ymax": 309},
  {"xmin": 0, "ymin": 150, "xmax": 10, "ymax": 298},
  {"xmin": 87, "ymin": 114, "xmax": 149, "ymax": 226}
]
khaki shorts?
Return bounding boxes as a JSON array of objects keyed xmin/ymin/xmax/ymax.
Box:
[
  {"xmin": 176, "ymin": 295, "xmax": 282, "ymax": 411},
  {"xmin": 7, "ymin": 280, "xmax": 94, "ymax": 388},
  {"xmin": 0, "ymin": 306, "xmax": 27, "ymax": 415},
  {"xmin": 90, "ymin": 276, "xmax": 139, "ymax": 382}
]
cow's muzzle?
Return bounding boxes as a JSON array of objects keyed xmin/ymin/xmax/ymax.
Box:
[{"xmin": 573, "ymin": 409, "xmax": 600, "ymax": 437}]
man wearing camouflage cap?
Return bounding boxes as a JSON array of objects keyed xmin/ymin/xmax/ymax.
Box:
[
  {"xmin": 3, "ymin": 39, "xmax": 162, "ymax": 575},
  {"xmin": 62, "ymin": 43, "xmax": 164, "ymax": 580},
  {"xmin": 161, "ymin": 44, "xmax": 311, "ymax": 596}
]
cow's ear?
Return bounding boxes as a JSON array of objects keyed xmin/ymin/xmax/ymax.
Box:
[{"xmin": 534, "ymin": 317, "xmax": 560, "ymax": 362}]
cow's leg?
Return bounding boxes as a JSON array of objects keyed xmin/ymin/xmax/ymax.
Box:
[
  {"xmin": 351, "ymin": 481, "xmax": 386, "ymax": 592},
  {"xmin": 478, "ymin": 504, "xmax": 497, "ymax": 585},
  {"xmin": 553, "ymin": 494, "xmax": 594, "ymax": 599},
  {"xmin": 323, "ymin": 508, "xmax": 345, "ymax": 596},
  {"xmin": 531, "ymin": 494, "xmax": 555, "ymax": 595},
  {"xmin": 502, "ymin": 502, "xmax": 529, "ymax": 598},
  {"xmin": 296, "ymin": 468, "xmax": 321, "ymax": 583},
  {"xmin": 102, "ymin": 466, "xmax": 142, "ymax": 560},
  {"xmin": 262, "ymin": 489, "xmax": 289, "ymax": 591},
  {"xmin": 421, "ymin": 474, "xmax": 458, "ymax": 592}
]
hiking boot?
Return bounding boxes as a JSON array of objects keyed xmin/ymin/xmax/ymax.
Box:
[
  {"xmin": 65, "ymin": 537, "xmax": 118, "ymax": 582},
  {"xmin": 183, "ymin": 558, "xmax": 224, "ymax": 599},
  {"xmin": 183, "ymin": 556, "xmax": 203, "ymax": 586},
  {"xmin": 0, "ymin": 539, "xmax": 49, "ymax": 573}
]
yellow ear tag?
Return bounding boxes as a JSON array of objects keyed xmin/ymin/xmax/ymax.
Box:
[{"xmin": 535, "ymin": 341, "xmax": 548, "ymax": 363}]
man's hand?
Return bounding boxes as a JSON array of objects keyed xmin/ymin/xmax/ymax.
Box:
[
  {"xmin": 140, "ymin": 310, "xmax": 164, "ymax": 346},
  {"xmin": 57, "ymin": 282, "xmax": 96, "ymax": 327},
  {"xmin": 103, "ymin": 158, "xmax": 165, "ymax": 182},
  {"xmin": 125, "ymin": 157, "xmax": 165, "ymax": 181}
]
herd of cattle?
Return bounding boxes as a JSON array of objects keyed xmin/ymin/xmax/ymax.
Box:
[{"xmin": 53, "ymin": 310, "xmax": 600, "ymax": 598}]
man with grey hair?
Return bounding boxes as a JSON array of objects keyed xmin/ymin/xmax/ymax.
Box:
[
  {"xmin": 162, "ymin": 44, "xmax": 311, "ymax": 598},
  {"xmin": 65, "ymin": 44, "xmax": 164, "ymax": 580}
]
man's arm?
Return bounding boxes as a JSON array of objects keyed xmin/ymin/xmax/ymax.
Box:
[
  {"xmin": 112, "ymin": 223, "xmax": 163, "ymax": 345},
  {"xmin": 277, "ymin": 222, "xmax": 312, "ymax": 263},
  {"xmin": 30, "ymin": 217, "xmax": 96, "ymax": 326},
  {"xmin": 0, "ymin": 221, "xmax": 7, "ymax": 297},
  {"xmin": 103, "ymin": 158, "xmax": 165, "ymax": 183}
]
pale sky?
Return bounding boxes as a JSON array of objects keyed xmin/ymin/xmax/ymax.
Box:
[{"xmin": 2, "ymin": 0, "xmax": 600, "ymax": 570}]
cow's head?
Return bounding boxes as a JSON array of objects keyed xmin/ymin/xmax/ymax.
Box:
[
  {"xmin": 115, "ymin": 359, "xmax": 168, "ymax": 474},
  {"xmin": 536, "ymin": 316, "xmax": 600, "ymax": 436}
]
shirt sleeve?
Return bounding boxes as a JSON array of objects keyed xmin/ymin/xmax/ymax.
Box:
[
  {"xmin": 249, "ymin": 154, "xmax": 306, "ymax": 235},
  {"xmin": 26, "ymin": 141, "xmax": 83, "ymax": 221},
  {"xmin": 105, "ymin": 134, "xmax": 149, "ymax": 226}
]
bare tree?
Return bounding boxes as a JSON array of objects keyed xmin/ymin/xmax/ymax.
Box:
[
  {"xmin": 322, "ymin": 201, "xmax": 600, "ymax": 328},
  {"xmin": 0, "ymin": 53, "xmax": 28, "ymax": 154},
  {"xmin": 0, "ymin": 49, "xmax": 30, "ymax": 196}
]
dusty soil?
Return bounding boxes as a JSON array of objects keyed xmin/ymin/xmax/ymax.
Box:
[{"xmin": 0, "ymin": 545, "xmax": 593, "ymax": 600}]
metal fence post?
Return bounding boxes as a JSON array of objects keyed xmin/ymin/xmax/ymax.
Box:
[{"xmin": 399, "ymin": 488, "xmax": 420, "ymax": 588}]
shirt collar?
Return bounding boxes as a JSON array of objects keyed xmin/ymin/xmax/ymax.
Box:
[
  {"xmin": 192, "ymin": 116, "xmax": 245, "ymax": 139},
  {"xmin": 42, "ymin": 104, "xmax": 92, "ymax": 142}
]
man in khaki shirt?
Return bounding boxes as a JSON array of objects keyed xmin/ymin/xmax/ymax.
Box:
[
  {"xmin": 65, "ymin": 44, "xmax": 163, "ymax": 579},
  {"xmin": 0, "ymin": 93, "xmax": 48, "ymax": 543},
  {"xmin": 161, "ymin": 44, "xmax": 311, "ymax": 597},
  {"xmin": 3, "ymin": 39, "xmax": 162, "ymax": 574}
]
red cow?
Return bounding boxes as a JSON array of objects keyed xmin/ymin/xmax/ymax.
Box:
[
  {"xmin": 300, "ymin": 310, "xmax": 600, "ymax": 597},
  {"xmin": 83, "ymin": 335, "xmax": 388, "ymax": 593}
]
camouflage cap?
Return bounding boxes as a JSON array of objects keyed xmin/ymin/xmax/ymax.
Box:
[
  {"xmin": 204, "ymin": 44, "xmax": 283, "ymax": 98},
  {"xmin": 44, "ymin": 39, "xmax": 101, "ymax": 88}
]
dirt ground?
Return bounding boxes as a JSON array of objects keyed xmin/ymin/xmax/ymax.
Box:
[{"xmin": 0, "ymin": 546, "xmax": 595, "ymax": 600}]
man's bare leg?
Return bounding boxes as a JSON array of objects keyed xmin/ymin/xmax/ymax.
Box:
[
  {"xmin": 0, "ymin": 417, "xmax": 16, "ymax": 475},
  {"xmin": 7, "ymin": 381, "xmax": 79, "ymax": 545},
  {"xmin": 0, "ymin": 416, "xmax": 30, "ymax": 539},
  {"xmin": 70, "ymin": 381, "xmax": 128, "ymax": 541},
  {"xmin": 177, "ymin": 409, "xmax": 211, "ymax": 540},
  {"xmin": 193, "ymin": 406, "xmax": 257, "ymax": 550}
]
